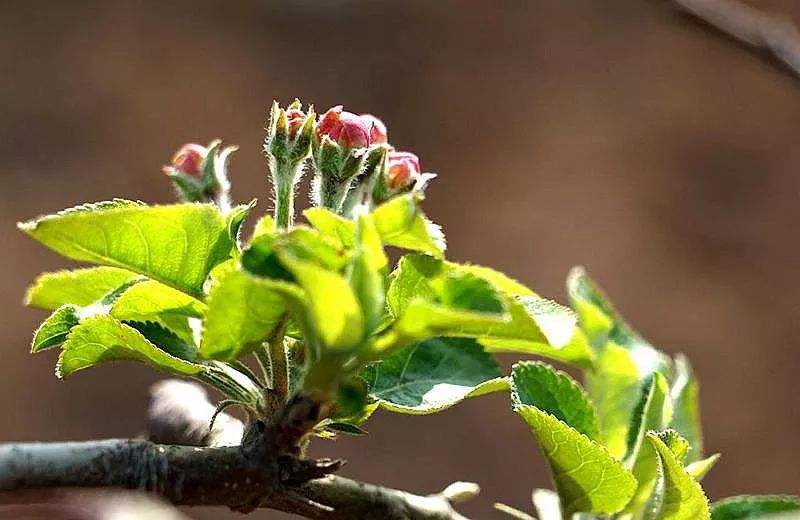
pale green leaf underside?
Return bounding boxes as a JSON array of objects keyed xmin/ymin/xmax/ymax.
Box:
[
  {"xmin": 511, "ymin": 361, "xmax": 599, "ymax": 440},
  {"xmin": 363, "ymin": 337, "xmax": 507, "ymax": 414},
  {"xmin": 19, "ymin": 202, "xmax": 233, "ymax": 297},
  {"xmin": 647, "ymin": 432, "xmax": 710, "ymax": 520},
  {"xmin": 711, "ymin": 496, "xmax": 800, "ymax": 520},
  {"xmin": 200, "ymin": 266, "xmax": 286, "ymax": 360},
  {"xmin": 57, "ymin": 315, "xmax": 204, "ymax": 378},
  {"xmin": 515, "ymin": 404, "xmax": 636, "ymax": 516},
  {"xmin": 25, "ymin": 266, "xmax": 140, "ymax": 310}
]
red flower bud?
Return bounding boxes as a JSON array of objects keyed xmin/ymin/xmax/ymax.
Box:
[
  {"xmin": 167, "ymin": 143, "xmax": 207, "ymax": 177},
  {"xmin": 386, "ymin": 151, "xmax": 421, "ymax": 190},
  {"xmin": 316, "ymin": 106, "xmax": 379, "ymax": 149},
  {"xmin": 335, "ymin": 113, "xmax": 371, "ymax": 149},
  {"xmin": 316, "ymin": 105, "xmax": 343, "ymax": 141},
  {"xmin": 360, "ymin": 114, "xmax": 388, "ymax": 145},
  {"xmin": 285, "ymin": 108, "xmax": 306, "ymax": 140}
]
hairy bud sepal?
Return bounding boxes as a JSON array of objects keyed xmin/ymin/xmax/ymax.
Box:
[{"xmin": 265, "ymin": 100, "xmax": 315, "ymax": 228}]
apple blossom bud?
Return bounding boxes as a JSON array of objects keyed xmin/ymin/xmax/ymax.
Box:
[
  {"xmin": 335, "ymin": 113, "xmax": 371, "ymax": 149},
  {"xmin": 386, "ymin": 151, "xmax": 421, "ymax": 190},
  {"xmin": 285, "ymin": 108, "xmax": 306, "ymax": 140},
  {"xmin": 360, "ymin": 114, "xmax": 388, "ymax": 145},
  {"xmin": 316, "ymin": 105, "xmax": 343, "ymax": 141},
  {"xmin": 167, "ymin": 143, "xmax": 207, "ymax": 178}
]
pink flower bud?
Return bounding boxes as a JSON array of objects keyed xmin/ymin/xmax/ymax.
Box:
[
  {"xmin": 316, "ymin": 106, "xmax": 379, "ymax": 149},
  {"xmin": 386, "ymin": 151, "xmax": 421, "ymax": 190},
  {"xmin": 335, "ymin": 113, "xmax": 371, "ymax": 149},
  {"xmin": 316, "ymin": 105, "xmax": 343, "ymax": 141},
  {"xmin": 167, "ymin": 143, "xmax": 207, "ymax": 177},
  {"xmin": 360, "ymin": 114, "xmax": 388, "ymax": 145},
  {"xmin": 285, "ymin": 108, "xmax": 306, "ymax": 140}
]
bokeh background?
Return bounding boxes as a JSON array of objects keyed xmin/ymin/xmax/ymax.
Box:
[{"xmin": 2, "ymin": 0, "xmax": 800, "ymax": 518}]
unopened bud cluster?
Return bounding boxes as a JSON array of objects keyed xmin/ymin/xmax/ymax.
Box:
[{"xmin": 160, "ymin": 99, "xmax": 435, "ymax": 227}]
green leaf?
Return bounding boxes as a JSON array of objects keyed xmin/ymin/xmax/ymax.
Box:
[
  {"xmin": 25, "ymin": 267, "xmax": 140, "ymax": 310},
  {"xmin": 57, "ymin": 315, "xmax": 204, "ymax": 378},
  {"xmin": 127, "ymin": 321, "xmax": 199, "ymax": 361},
  {"xmin": 111, "ymin": 280, "xmax": 206, "ymax": 319},
  {"xmin": 370, "ymin": 195, "xmax": 446, "ymax": 257},
  {"xmin": 362, "ymin": 337, "xmax": 507, "ymax": 414},
  {"xmin": 251, "ymin": 214, "xmax": 276, "ymax": 241},
  {"xmin": 304, "ymin": 207, "xmax": 356, "ymax": 249},
  {"xmin": 646, "ymin": 432, "xmax": 710, "ymax": 519},
  {"xmin": 278, "ymin": 250, "xmax": 364, "ymax": 351},
  {"xmin": 586, "ymin": 342, "xmax": 642, "ymax": 459},
  {"xmin": 19, "ymin": 202, "xmax": 233, "ymax": 297},
  {"xmin": 670, "ymin": 354, "xmax": 704, "ymax": 462},
  {"xmin": 386, "ymin": 255, "xmax": 591, "ymax": 365},
  {"xmin": 686, "ymin": 453, "xmax": 720, "ymax": 481},
  {"xmin": 566, "ymin": 267, "xmax": 670, "ymax": 373},
  {"xmin": 200, "ymin": 265, "xmax": 287, "ymax": 360},
  {"xmin": 31, "ymin": 304, "xmax": 80, "ymax": 352},
  {"xmin": 227, "ymin": 199, "xmax": 257, "ymax": 246},
  {"xmin": 346, "ymin": 216, "xmax": 386, "ymax": 336},
  {"xmin": 711, "ymin": 496, "xmax": 800, "ymax": 520},
  {"xmin": 623, "ymin": 372, "xmax": 674, "ymax": 517},
  {"xmin": 515, "ymin": 404, "xmax": 636, "ymax": 516},
  {"xmin": 511, "ymin": 361, "xmax": 599, "ymax": 440}
]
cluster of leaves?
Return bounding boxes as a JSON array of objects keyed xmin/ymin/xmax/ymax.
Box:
[{"xmin": 19, "ymin": 101, "xmax": 799, "ymax": 519}]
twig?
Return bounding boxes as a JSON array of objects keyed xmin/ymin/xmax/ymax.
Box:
[
  {"xmin": 0, "ymin": 439, "xmax": 469, "ymax": 520},
  {"xmin": 671, "ymin": 0, "xmax": 800, "ymax": 78}
]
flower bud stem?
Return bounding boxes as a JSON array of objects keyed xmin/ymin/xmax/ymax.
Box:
[
  {"xmin": 270, "ymin": 159, "xmax": 300, "ymax": 228},
  {"xmin": 319, "ymin": 177, "xmax": 351, "ymax": 214}
]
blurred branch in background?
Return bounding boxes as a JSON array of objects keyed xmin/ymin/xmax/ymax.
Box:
[{"xmin": 672, "ymin": 0, "xmax": 800, "ymax": 78}]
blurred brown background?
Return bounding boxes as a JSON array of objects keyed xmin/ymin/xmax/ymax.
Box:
[{"xmin": 2, "ymin": 0, "xmax": 800, "ymax": 518}]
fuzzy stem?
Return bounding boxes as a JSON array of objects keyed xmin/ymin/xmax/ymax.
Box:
[
  {"xmin": 268, "ymin": 317, "xmax": 290, "ymax": 405},
  {"xmin": 271, "ymin": 158, "xmax": 299, "ymax": 229}
]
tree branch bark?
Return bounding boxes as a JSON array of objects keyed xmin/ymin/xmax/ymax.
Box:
[
  {"xmin": 0, "ymin": 439, "xmax": 470, "ymax": 520},
  {"xmin": 671, "ymin": 0, "xmax": 800, "ymax": 78}
]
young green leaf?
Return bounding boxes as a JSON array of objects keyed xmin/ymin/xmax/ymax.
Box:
[
  {"xmin": 250, "ymin": 214, "xmax": 276, "ymax": 242},
  {"xmin": 346, "ymin": 216, "xmax": 386, "ymax": 336},
  {"xmin": 200, "ymin": 265, "xmax": 287, "ymax": 360},
  {"xmin": 19, "ymin": 202, "xmax": 234, "ymax": 297},
  {"xmin": 111, "ymin": 280, "xmax": 206, "ymax": 319},
  {"xmin": 370, "ymin": 195, "xmax": 446, "ymax": 257},
  {"xmin": 686, "ymin": 453, "xmax": 720, "ymax": 481},
  {"xmin": 645, "ymin": 431, "xmax": 710, "ymax": 520},
  {"xmin": 566, "ymin": 266, "xmax": 670, "ymax": 373},
  {"xmin": 514, "ymin": 404, "xmax": 636, "ymax": 516},
  {"xmin": 511, "ymin": 361, "xmax": 599, "ymax": 440},
  {"xmin": 387, "ymin": 254, "xmax": 592, "ymax": 366},
  {"xmin": 25, "ymin": 267, "xmax": 140, "ymax": 310},
  {"xmin": 623, "ymin": 372, "xmax": 674, "ymax": 517},
  {"xmin": 710, "ymin": 496, "xmax": 800, "ymax": 520},
  {"xmin": 31, "ymin": 304, "xmax": 80, "ymax": 352},
  {"xmin": 670, "ymin": 354, "xmax": 704, "ymax": 462},
  {"xmin": 277, "ymin": 251, "xmax": 364, "ymax": 351},
  {"xmin": 586, "ymin": 343, "xmax": 642, "ymax": 458},
  {"xmin": 226, "ymin": 199, "xmax": 257, "ymax": 246},
  {"xmin": 57, "ymin": 315, "xmax": 204, "ymax": 378},
  {"xmin": 306, "ymin": 197, "xmax": 446, "ymax": 258},
  {"xmin": 362, "ymin": 337, "xmax": 507, "ymax": 414}
]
